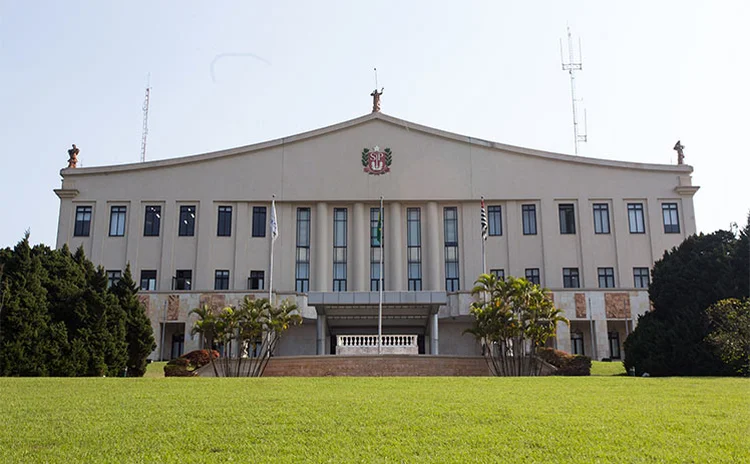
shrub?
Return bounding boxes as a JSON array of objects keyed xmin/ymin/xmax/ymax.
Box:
[
  {"xmin": 537, "ymin": 348, "xmax": 591, "ymax": 376},
  {"xmin": 181, "ymin": 349, "xmax": 219, "ymax": 369},
  {"xmin": 163, "ymin": 357, "xmax": 194, "ymax": 377}
]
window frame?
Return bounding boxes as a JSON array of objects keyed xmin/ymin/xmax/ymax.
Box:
[
  {"xmin": 106, "ymin": 270, "xmax": 122, "ymax": 289},
  {"xmin": 143, "ymin": 205, "xmax": 161, "ymax": 237},
  {"xmin": 140, "ymin": 270, "xmax": 157, "ymax": 291},
  {"xmin": 217, "ymin": 205, "xmax": 233, "ymax": 237},
  {"xmin": 487, "ymin": 205, "xmax": 502, "ymax": 236},
  {"xmin": 522, "ymin": 204, "xmax": 537, "ymax": 235},
  {"xmin": 662, "ymin": 203, "xmax": 680, "ymax": 234},
  {"xmin": 295, "ymin": 208, "xmax": 311, "ymax": 293},
  {"xmin": 332, "ymin": 208, "xmax": 347, "ymax": 292},
  {"xmin": 252, "ymin": 206, "xmax": 267, "ymax": 238},
  {"xmin": 370, "ymin": 207, "xmax": 384, "ymax": 291},
  {"xmin": 627, "ymin": 203, "xmax": 645, "ymax": 234},
  {"xmin": 592, "ymin": 203, "xmax": 610, "ymax": 234},
  {"xmin": 525, "ymin": 268, "xmax": 540, "ymax": 285},
  {"xmin": 248, "ymin": 270, "xmax": 265, "ymax": 290},
  {"xmin": 443, "ymin": 207, "xmax": 459, "ymax": 292},
  {"xmin": 174, "ymin": 269, "xmax": 192, "ymax": 291},
  {"xmin": 559, "ymin": 204, "xmax": 576, "ymax": 235},
  {"xmin": 633, "ymin": 267, "xmax": 650, "ymax": 289},
  {"xmin": 490, "ymin": 269, "xmax": 505, "ymax": 279},
  {"xmin": 74, "ymin": 205, "xmax": 93, "ymax": 237},
  {"xmin": 563, "ymin": 267, "xmax": 580, "ymax": 289},
  {"xmin": 109, "ymin": 205, "xmax": 127, "ymax": 237},
  {"xmin": 178, "ymin": 205, "xmax": 196, "ymax": 237},
  {"xmin": 214, "ymin": 269, "xmax": 230, "ymax": 291},
  {"xmin": 597, "ymin": 267, "xmax": 615, "ymax": 288},
  {"xmin": 407, "ymin": 207, "xmax": 422, "ymax": 291}
]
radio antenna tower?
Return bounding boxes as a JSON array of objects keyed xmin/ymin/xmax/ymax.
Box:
[
  {"xmin": 560, "ymin": 27, "xmax": 587, "ymax": 154},
  {"xmin": 140, "ymin": 75, "xmax": 151, "ymax": 162}
]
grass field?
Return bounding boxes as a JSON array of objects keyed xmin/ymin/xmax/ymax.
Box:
[{"xmin": 0, "ymin": 375, "xmax": 747, "ymax": 462}]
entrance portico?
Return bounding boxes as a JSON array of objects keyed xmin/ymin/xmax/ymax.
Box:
[{"xmin": 308, "ymin": 291, "xmax": 447, "ymax": 355}]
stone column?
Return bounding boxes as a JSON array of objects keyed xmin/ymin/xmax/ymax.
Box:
[
  {"xmin": 555, "ymin": 320, "xmax": 571, "ymax": 354},
  {"xmin": 314, "ymin": 202, "xmax": 329, "ymax": 291},
  {"xmin": 352, "ymin": 202, "xmax": 367, "ymax": 291},
  {"xmin": 388, "ymin": 202, "xmax": 404, "ymax": 291},
  {"xmin": 316, "ymin": 314, "xmax": 327, "ymax": 355},
  {"xmin": 425, "ymin": 201, "xmax": 442, "ymax": 290},
  {"xmin": 430, "ymin": 312, "xmax": 439, "ymax": 355}
]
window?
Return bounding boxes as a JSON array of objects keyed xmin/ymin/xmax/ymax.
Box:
[
  {"xmin": 174, "ymin": 270, "xmax": 192, "ymax": 290},
  {"xmin": 109, "ymin": 206, "xmax": 126, "ymax": 237},
  {"xmin": 74, "ymin": 206, "xmax": 92, "ymax": 237},
  {"xmin": 488, "ymin": 205, "xmax": 502, "ymax": 236},
  {"xmin": 609, "ymin": 331, "xmax": 621, "ymax": 359},
  {"xmin": 522, "ymin": 204, "xmax": 537, "ymax": 235},
  {"xmin": 490, "ymin": 269, "xmax": 505, "ymax": 279},
  {"xmin": 106, "ymin": 270, "xmax": 121, "ymax": 289},
  {"xmin": 370, "ymin": 207, "xmax": 384, "ymax": 291},
  {"xmin": 144, "ymin": 206, "xmax": 161, "ymax": 236},
  {"xmin": 633, "ymin": 267, "xmax": 650, "ymax": 288},
  {"xmin": 598, "ymin": 267, "xmax": 615, "ymax": 288},
  {"xmin": 178, "ymin": 205, "xmax": 196, "ymax": 236},
  {"xmin": 563, "ymin": 268, "xmax": 580, "ymax": 288},
  {"xmin": 662, "ymin": 203, "xmax": 680, "ymax": 234},
  {"xmin": 559, "ymin": 204, "xmax": 576, "ymax": 234},
  {"xmin": 525, "ymin": 268, "xmax": 540, "ymax": 286},
  {"xmin": 214, "ymin": 270, "xmax": 230, "ymax": 290},
  {"xmin": 407, "ymin": 208, "xmax": 422, "ymax": 291},
  {"xmin": 140, "ymin": 270, "xmax": 157, "ymax": 291},
  {"xmin": 592, "ymin": 203, "xmax": 610, "ymax": 234},
  {"xmin": 295, "ymin": 208, "xmax": 310, "ymax": 293},
  {"xmin": 627, "ymin": 203, "xmax": 645, "ymax": 234},
  {"xmin": 252, "ymin": 206, "xmax": 266, "ymax": 237},
  {"xmin": 444, "ymin": 207, "xmax": 460, "ymax": 291},
  {"xmin": 248, "ymin": 271, "xmax": 265, "ymax": 290},
  {"xmin": 333, "ymin": 208, "xmax": 347, "ymax": 291},
  {"xmin": 217, "ymin": 206, "xmax": 232, "ymax": 237},
  {"xmin": 571, "ymin": 331, "xmax": 584, "ymax": 355}
]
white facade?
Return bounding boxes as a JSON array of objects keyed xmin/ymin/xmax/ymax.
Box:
[{"xmin": 54, "ymin": 112, "xmax": 699, "ymax": 361}]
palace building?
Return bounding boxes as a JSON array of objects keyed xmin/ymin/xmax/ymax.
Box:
[{"xmin": 54, "ymin": 106, "xmax": 699, "ymax": 362}]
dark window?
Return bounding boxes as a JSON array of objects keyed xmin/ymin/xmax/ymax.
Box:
[
  {"xmin": 490, "ymin": 269, "xmax": 504, "ymax": 279},
  {"xmin": 252, "ymin": 206, "xmax": 266, "ymax": 237},
  {"xmin": 593, "ymin": 203, "xmax": 610, "ymax": 234},
  {"xmin": 563, "ymin": 268, "xmax": 580, "ymax": 288},
  {"xmin": 522, "ymin": 204, "xmax": 537, "ymax": 235},
  {"xmin": 74, "ymin": 206, "xmax": 92, "ymax": 237},
  {"xmin": 662, "ymin": 203, "xmax": 680, "ymax": 234},
  {"xmin": 571, "ymin": 331, "xmax": 584, "ymax": 355},
  {"xmin": 559, "ymin": 204, "xmax": 576, "ymax": 234},
  {"xmin": 295, "ymin": 208, "xmax": 310, "ymax": 293},
  {"xmin": 609, "ymin": 331, "xmax": 621, "ymax": 359},
  {"xmin": 525, "ymin": 268, "xmax": 540, "ymax": 285},
  {"xmin": 488, "ymin": 206, "xmax": 502, "ymax": 236},
  {"xmin": 106, "ymin": 270, "xmax": 121, "ymax": 289},
  {"xmin": 628, "ymin": 203, "xmax": 645, "ymax": 234},
  {"xmin": 633, "ymin": 267, "xmax": 650, "ymax": 288},
  {"xmin": 178, "ymin": 205, "xmax": 196, "ymax": 236},
  {"xmin": 598, "ymin": 267, "xmax": 615, "ymax": 288},
  {"xmin": 407, "ymin": 208, "xmax": 422, "ymax": 291},
  {"xmin": 444, "ymin": 207, "xmax": 459, "ymax": 291},
  {"xmin": 140, "ymin": 270, "xmax": 157, "ymax": 291},
  {"xmin": 173, "ymin": 270, "xmax": 192, "ymax": 290},
  {"xmin": 214, "ymin": 270, "xmax": 230, "ymax": 290},
  {"xmin": 109, "ymin": 206, "xmax": 126, "ymax": 237},
  {"xmin": 144, "ymin": 206, "xmax": 161, "ymax": 237},
  {"xmin": 248, "ymin": 271, "xmax": 265, "ymax": 290},
  {"xmin": 217, "ymin": 206, "xmax": 232, "ymax": 237},
  {"xmin": 370, "ymin": 207, "xmax": 384, "ymax": 291},
  {"xmin": 333, "ymin": 208, "xmax": 347, "ymax": 292}
]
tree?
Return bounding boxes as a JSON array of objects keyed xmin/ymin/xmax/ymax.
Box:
[
  {"xmin": 112, "ymin": 264, "xmax": 155, "ymax": 377},
  {"xmin": 465, "ymin": 274, "xmax": 568, "ymax": 376},
  {"xmin": 705, "ymin": 298, "xmax": 750, "ymax": 377}
]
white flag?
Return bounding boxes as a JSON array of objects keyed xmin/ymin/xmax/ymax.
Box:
[{"xmin": 270, "ymin": 199, "xmax": 278, "ymax": 242}]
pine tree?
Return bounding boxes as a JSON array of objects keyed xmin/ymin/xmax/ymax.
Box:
[{"xmin": 112, "ymin": 264, "xmax": 155, "ymax": 377}]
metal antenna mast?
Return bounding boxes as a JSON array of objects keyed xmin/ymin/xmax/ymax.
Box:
[
  {"xmin": 140, "ymin": 74, "xmax": 151, "ymax": 162},
  {"xmin": 560, "ymin": 27, "xmax": 587, "ymax": 154}
]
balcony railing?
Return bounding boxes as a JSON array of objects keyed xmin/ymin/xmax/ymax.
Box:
[{"xmin": 336, "ymin": 335, "xmax": 418, "ymax": 355}]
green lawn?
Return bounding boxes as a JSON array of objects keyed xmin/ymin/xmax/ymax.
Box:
[
  {"xmin": 0, "ymin": 377, "xmax": 747, "ymax": 462},
  {"xmin": 590, "ymin": 360, "xmax": 626, "ymax": 376},
  {"xmin": 144, "ymin": 361, "xmax": 167, "ymax": 378}
]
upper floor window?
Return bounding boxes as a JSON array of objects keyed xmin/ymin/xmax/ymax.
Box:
[
  {"xmin": 633, "ymin": 267, "xmax": 650, "ymax": 289},
  {"xmin": 173, "ymin": 269, "xmax": 192, "ymax": 291},
  {"xmin": 178, "ymin": 205, "xmax": 196, "ymax": 237},
  {"xmin": 525, "ymin": 268, "xmax": 540, "ymax": 286},
  {"xmin": 143, "ymin": 206, "xmax": 161, "ymax": 237},
  {"xmin": 662, "ymin": 203, "xmax": 680, "ymax": 234},
  {"xmin": 332, "ymin": 208, "xmax": 347, "ymax": 292},
  {"xmin": 628, "ymin": 203, "xmax": 645, "ymax": 234},
  {"xmin": 74, "ymin": 206, "xmax": 92, "ymax": 237},
  {"xmin": 295, "ymin": 208, "xmax": 311, "ymax": 293},
  {"xmin": 248, "ymin": 270, "xmax": 265, "ymax": 290},
  {"xmin": 592, "ymin": 203, "xmax": 610, "ymax": 234},
  {"xmin": 109, "ymin": 206, "xmax": 126, "ymax": 237},
  {"xmin": 563, "ymin": 267, "xmax": 580, "ymax": 288},
  {"xmin": 522, "ymin": 204, "xmax": 537, "ymax": 235},
  {"xmin": 598, "ymin": 267, "xmax": 615, "ymax": 288},
  {"xmin": 407, "ymin": 208, "xmax": 422, "ymax": 291},
  {"xmin": 488, "ymin": 206, "xmax": 502, "ymax": 236},
  {"xmin": 252, "ymin": 206, "xmax": 267, "ymax": 237},
  {"xmin": 140, "ymin": 270, "xmax": 157, "ymax": 291},
  {"xmin": 490, "ymin": 269, "xmax": 505, "ymax": 279},
  {"xmin": 370, "ymin": 207, "xmax": 384, "ymax": 291},
  {"xmin": 217, "ymin": 206, "xmax": 232, "ymax": 237},
  {"xmin": 444, "ymin": 207, "xmax": 460, "ymax": 292},
  {"xmin": 106, "ymin": 270, "xmax": 121, "ymax": 289},
  {"xmin": 214, "ymin": 270, "xmax": 230, "ymax": 290},
  {"xmin": 559, "ymin": 204, "xmax": 576, "ymax": 234}
]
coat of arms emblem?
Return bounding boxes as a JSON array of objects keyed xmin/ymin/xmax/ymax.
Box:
[{"xmin": 361, "ymin": 146, "xmax": 393, "ymax": 175}]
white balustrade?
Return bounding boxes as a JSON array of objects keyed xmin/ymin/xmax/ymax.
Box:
[{"xmin": 336, "ymin": 335, "xmax": 419, "ymax": 355}]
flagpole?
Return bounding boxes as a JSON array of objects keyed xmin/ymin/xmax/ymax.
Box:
[
  {"xmin": 378, "ymin": 196, "xmax": 384, "ymax": 355},
  {"xmin": 481, "ymin": 196, "xmax": 487, "ymax": 275},
  {"xmin": 269, "ymin": 195, "xmax": 276, "ymax": 304}
]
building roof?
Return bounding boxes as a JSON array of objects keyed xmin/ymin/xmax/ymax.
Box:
[{"xmin": 61, "ymin": 111, "xmax": 693, "ymax": 176}]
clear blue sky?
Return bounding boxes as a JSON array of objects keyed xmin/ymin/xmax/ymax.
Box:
[{"xmin": 1, "ymin": 1, "xmax": 747, "ymax": 248}]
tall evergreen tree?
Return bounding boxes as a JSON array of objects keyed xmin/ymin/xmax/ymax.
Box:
[{"xmin": 112, "ymin": 264, "xmax": 155, "ymax": 377}]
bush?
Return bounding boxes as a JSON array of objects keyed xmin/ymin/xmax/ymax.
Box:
[
  {"xmin": 163, "ymin": 350, "xmax": 219, "ymax": 377},
  {"xmin": 181, "ymin": 349, "xmax": 219, "ymax": 369},
  {"xmin": 537, "ymin": 348, "xmax": 591, "ymax": 376}
]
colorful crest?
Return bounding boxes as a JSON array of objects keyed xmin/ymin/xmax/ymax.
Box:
[{"xmin": 361, "ymin": 146, "xmax": 393, "ymax": 175}]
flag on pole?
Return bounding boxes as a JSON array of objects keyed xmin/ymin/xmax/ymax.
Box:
[
  {"xmin": 270, "ymin": 199, "xmax": 278, "ymax": 242},
  {"xmin": 480, "ymin": 198, "xmax": 488, "ymax": 241},
  {"xmin": 376, "ymin": 204, "xmax": 383, "ymax": 244}
]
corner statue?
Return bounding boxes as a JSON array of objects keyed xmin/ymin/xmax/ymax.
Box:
[
  {"xmin": 371, "ymin": 87, "xmax": 384, "ymax": 113},
  {"xmin": 673, "ymin": 140, "xmax": 685, "ymax": 165},
  {"xmin": 67, "ymin": 144, "xmax": 79, "ymax": 168}
]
